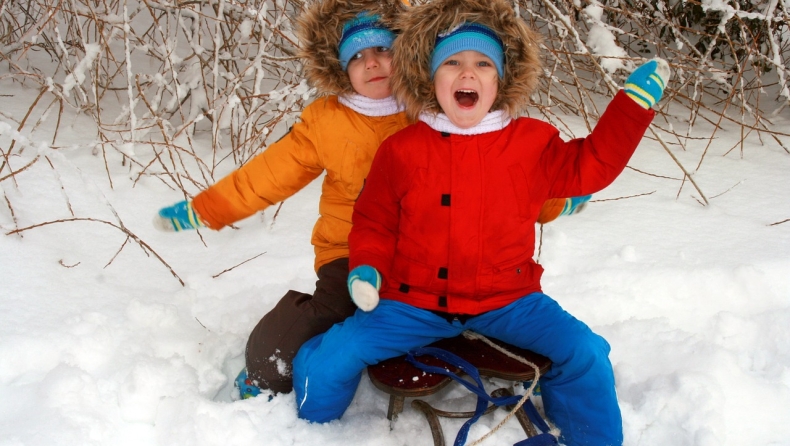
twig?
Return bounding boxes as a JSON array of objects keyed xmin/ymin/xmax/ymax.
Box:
[
  {"xmin": 104, "ymin": 235, "xmax": 130, "ymax": 268},
  {"xmin": 6, "ymin": 86, "xmax": 47, "ymax": 157},
  {"xmin": 591, "ymin": 191, "xmax": 656, "ymax": 202},
  {"xmin": 212, "ymin": 252, "xmax": 266, "ymax": 278},
  {"xmin": 768, "ymin": 219, "xmax": 789, "ymax": 227},
  {"xmin": 195, "ymin": 317, "xmax": 210, "ymax": 331},
  {"xmin": 649, "ymin": 126, "xmax": 709, "ymax": 205},
  {"xmin": 2, "ymin": 191, "xmax": 20, "ymax": 236},
  {"xmin": 269, "ymin": 202, "xmax": 284, "ymax": 229},
  {"xmin": 45, "ymin": 155, "xmax": 75, "ymax": 216},
  {"xmin": 6, "ymin": 218, "xmax": 185, "ymax": 286},
  {"xmin": 691, "ymin": 195, "xmax": 706, "ymax": 206},
  {"xmin": 0, "ymin": 155, "xmax": 40, "ymax": 183},
  {"xmin": 625, "ymin": 165, "xmax": 682, "ymax": 181},
  {"xmin": 709, "ymin": 181, "xmax": 743, "ymax": 199}
]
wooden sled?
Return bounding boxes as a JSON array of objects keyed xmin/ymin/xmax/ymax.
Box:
[{"xmin": 367, "ymin": 334, "xmax": 552, "ymax": 446}]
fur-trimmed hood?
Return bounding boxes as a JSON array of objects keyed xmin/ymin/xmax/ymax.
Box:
[
  {"xmin": 297, "ymin": 0, "xmax": 404, "ymax": 96},
  {"xmin": 391, "ymin": 0, "xmax": 542, "ymax": 120}
]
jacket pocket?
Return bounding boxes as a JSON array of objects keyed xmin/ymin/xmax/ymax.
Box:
[
  {"xmin": 488, "ymin": 252, "xmax": 538, "ymax": 294},
  {"xmin": 390, "ymin": 252, "xmax": 439, "ymax": 292}
]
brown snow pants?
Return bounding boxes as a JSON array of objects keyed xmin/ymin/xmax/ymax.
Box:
[{"xmin": 244, "ymin": 257, "xmax": 356, "ymax": 394}]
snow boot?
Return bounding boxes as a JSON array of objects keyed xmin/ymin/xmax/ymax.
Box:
[{"xmin": 235, "ymin": 368, "xmax": 262, "ymax": 399}]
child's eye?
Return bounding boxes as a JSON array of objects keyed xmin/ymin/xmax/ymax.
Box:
[
  {"xmin": 351, "ymin": 52, "xmax": 363, "ymax": 61},
  {"xmin": 376, "ymin": 46, "xmax": 391, "ymax": 53},
  {"xmin": 444, "ymin": 59, "xmax": 459, "ymax": 66},
  {"xmin": 477, "ymin": 61, "xmax": 491, "ymax": 67}
]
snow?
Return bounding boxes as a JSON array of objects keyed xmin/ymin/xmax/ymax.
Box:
[
  {"xmin": 1, "ymin": 78, "xmax": 789, "ymax": 446},
  {"xmin": 61, "ymin": 43, "xmax": 101, "ymax": 96},
  {"xmin": 583, "ymin": 3, "xmax": 629, "ymax": 73}
]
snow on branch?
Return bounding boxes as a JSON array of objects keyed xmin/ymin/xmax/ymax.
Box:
[{"xmin": 1, "ymin": 0, "xmax": 306, "ymax": 195}]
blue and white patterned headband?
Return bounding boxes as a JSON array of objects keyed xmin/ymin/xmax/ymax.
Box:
[
  {"xmin": 430, "ymin": 22, "xmax": 505, "ymax": 78},
  {"xmin": 338, "ymin": 13, "xmax": 396, "ymax": 71}
]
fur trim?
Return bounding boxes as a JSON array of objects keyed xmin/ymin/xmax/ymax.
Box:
[
  {"xmin": 391, "ymin": 0, "xmax": 543, "ymax": 120},
  {"xmin": 297, "ymin": 0, "xmax": 404, "ymax": 96}
]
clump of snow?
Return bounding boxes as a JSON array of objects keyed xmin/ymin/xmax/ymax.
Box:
[
  {"xmin": 239, "ymin": 19, "xmax": 253, "ymax": 40},
  {"xmin": 62, "ymin": 43, "xmax": 101, "ymax": 95},
  {"xmin": 583, "ymin": 3, "xmax": 629, "ymax": 73}
]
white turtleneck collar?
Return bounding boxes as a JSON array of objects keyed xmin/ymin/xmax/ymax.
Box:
[
  {"xmin": 338, "ymin": 94, "xmax": 404, "ymax": 117},
  {"xmin": 419, "ymin": 109, "xmax": 512, "ymax": 135}
]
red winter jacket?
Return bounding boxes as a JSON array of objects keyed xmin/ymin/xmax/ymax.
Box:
[{"xmin": 349, "ymin": 91, "xmax": 654, "ymax": 315}]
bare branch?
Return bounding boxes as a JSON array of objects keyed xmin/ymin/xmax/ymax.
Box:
[
  {"xmin": 6, "ymin": 217, "xmax": 185, "ymax": 286},
  {"xmin": 212, "ymin": 252, "xmax": 266, "ymax": 278}
]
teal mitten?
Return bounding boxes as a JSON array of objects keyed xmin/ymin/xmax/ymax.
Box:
[
  {"xmin": 560, "ymin": 195, "xmax": 592, "ymax": 216},
  {"xmin": 347, "ymin": 265, "xmax": 382, "ymax": 312},
  {"xmin": 154, "ymin": 200, "xmax": 206, "ymax": 232},
  {"xmin": 625, "ymin": 58, "xmax": 670, "ymax": 109},
  {"xmin": 234, "ymin": 368, "xmax": 262, "ymax": 400}
]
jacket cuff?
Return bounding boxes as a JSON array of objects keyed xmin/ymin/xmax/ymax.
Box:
[
  {"xmin": 191, "ymin": 188, "xmax": 239, "ymax": 230},
  {"xmin": 613, "ymin": 89, "xmax": 655, "ymax": 125}
]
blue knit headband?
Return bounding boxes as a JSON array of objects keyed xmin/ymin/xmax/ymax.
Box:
[
  {"xmin": 338, "ymin": 13, "xmax": 395, "ymax": 71},
  {"xmin": 430, "ymin": 23, "xmax": 505, "ymax": 78}
]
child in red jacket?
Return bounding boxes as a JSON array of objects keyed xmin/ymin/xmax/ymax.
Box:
[{"xmin": 292, "ymin": 0, "xmax": 669, "ymax": 444}]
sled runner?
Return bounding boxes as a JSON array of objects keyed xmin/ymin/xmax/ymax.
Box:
[{"xmin": 367, "ymin": 334, "xmax": 554, "ymax": 445}]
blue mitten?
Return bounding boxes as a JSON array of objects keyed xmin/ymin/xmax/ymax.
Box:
[
  {"xmin": 347, "ymin": 265, "xmax": 382, "ymax": 312},
  {"xmin": 154, "ymin": 200, "xmax": 206, "ymax": 232},
  {"xmin": 560, "ymin": 195, "xmax": 592, "ymax": 216},
  {"xmin": 625, "ymin": 58, "xmax": 670, "ymax": 109}
]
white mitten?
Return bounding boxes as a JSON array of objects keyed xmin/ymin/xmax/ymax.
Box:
[
  {"xmin": 350, "ymin": 279, "xmax": 380, "ymax": 312},
  {"xmin": 347, "ymin": 265, "xmax": 382, "ymax": 312}
]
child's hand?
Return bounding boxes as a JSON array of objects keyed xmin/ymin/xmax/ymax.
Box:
[
  {"xmin": 537, "ymin": 195, "xmax": 592, "ymax": 224},
  {"xmin": 347, "ymin": 265, "xmax": 381, "ymax": 312},
  {"xmin": 625, "ymin": 58, "xmax": 670, "ymax": 109},
  {"xmin": 561, "ymin": 195, "xmax": 591, "ymax": 216},
  {"xmin": 153, "ymin": 200, "xmax": 206, "ymax": 232}
]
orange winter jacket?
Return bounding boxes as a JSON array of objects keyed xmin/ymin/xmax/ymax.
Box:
[{"xmin": 193, "ymin": 96, "xmax": 410, "ymax": 271}]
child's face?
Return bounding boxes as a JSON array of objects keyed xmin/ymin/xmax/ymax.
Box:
[
  {"xmin": 434, "ymin": 50, "xmax": 499, "ymax": 129},
  {"xmin": 347, "ymin": 46, "xmax": 393, "ymax": 100}
]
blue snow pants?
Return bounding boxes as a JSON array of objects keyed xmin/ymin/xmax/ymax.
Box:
[{"xmin": 293, "ymin": 293, "xmax": 622, "ymax": 446}]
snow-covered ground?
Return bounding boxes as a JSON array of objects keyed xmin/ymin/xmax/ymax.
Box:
[{"xmin": 1, "ymin": 70, "xmax": 789, "ymax": 445}]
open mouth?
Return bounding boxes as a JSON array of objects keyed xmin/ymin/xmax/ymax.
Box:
[{"xmin": 455, "ymin": 90, "xmax": 478, "ymax": 107}]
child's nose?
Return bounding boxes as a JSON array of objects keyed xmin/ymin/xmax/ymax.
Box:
[
  {"xmin": 364, "ymin": 54, "xmax": 380, "ymax": 69},
  {"xmin": 459, "ymin": 63, "xmax": 476, "ymax": 78}
]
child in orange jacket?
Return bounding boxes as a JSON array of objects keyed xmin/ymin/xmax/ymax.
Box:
[{"xmin": 155, "ymin": 0, "xmax": 408, "ymax": 398}]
